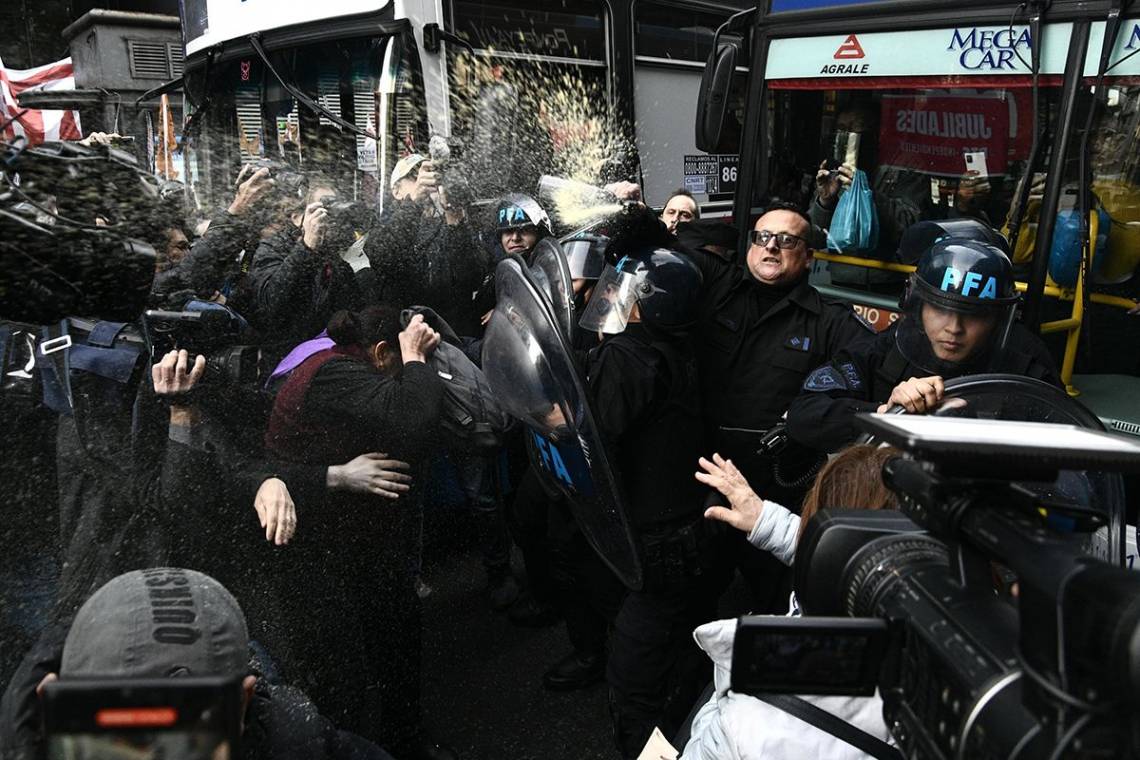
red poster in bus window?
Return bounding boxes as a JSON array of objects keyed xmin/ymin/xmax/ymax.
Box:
[{"xmin": 878, "ymin": 93, "xmax": 1010, "ymax": 177}]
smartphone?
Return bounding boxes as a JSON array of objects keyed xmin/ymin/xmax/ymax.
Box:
[
  {"xmin": 964, "ymin": 151, "xmax": 989, "ymax": 178},
  {"xmin": 731, "ymin": 616, "xmax": 890, "ymax": 697},
  {"xmin": 43, "ymin": 677, "xmax": 243, "ymax": 760}
]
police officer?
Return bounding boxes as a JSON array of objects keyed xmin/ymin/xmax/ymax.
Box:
[
  {"xmin": 578, "ymin": 241, "xmax": 731, "ymax": 758},
  {"xmin": 786, "ymin": 237, "xmax": 1060, "ymax": 453},
  {"xmin": 684, "ymin": 202, "xmax": 874, "ymax": 612},
  {"xmin": 495, "ymin": 193, "xmax": 553, "ymax": 259}
]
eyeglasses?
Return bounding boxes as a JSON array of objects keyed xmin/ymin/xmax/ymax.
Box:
[{"xmin": 750, "ymin": 230, "xmax": 806, "ymax": 250}]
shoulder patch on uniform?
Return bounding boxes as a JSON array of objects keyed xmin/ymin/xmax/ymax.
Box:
[
  {"xmin": 803, "ymin": 365, "xmax": 847, "ymax": 392},
  {"xmin": 839, "ymin": 361, "xmax": 863, "ymax": 390}
]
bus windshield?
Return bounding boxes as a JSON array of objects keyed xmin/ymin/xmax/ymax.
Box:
[{"xmin": 182, "ymin": 29, "xmax": 426, "ymax": 211}]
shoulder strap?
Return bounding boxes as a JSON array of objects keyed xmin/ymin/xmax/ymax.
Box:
[
  {"xmin": 755, "ymin": 693, "xmax": 903, "ymax": 760},
  {"xmin": 873, "ymin": 344, "xmax": 909, "ymax": 402}
]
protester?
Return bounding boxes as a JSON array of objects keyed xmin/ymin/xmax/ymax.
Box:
[{"xmin": 264, "ymin": 306, "xmax": 453, "ymax": 760}]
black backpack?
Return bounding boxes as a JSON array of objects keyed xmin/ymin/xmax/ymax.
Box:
[{"xmin": 400, "ymin": 307, "xmax": 511, "ymax": 455}]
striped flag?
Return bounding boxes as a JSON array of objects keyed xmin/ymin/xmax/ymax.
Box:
[{"xmin": 0, "ymin": 55, "xmax": 82, "ymax": 145}]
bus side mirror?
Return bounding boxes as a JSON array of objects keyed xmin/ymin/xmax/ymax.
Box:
[{"xmin": 695, "ymin": 38, "xmax": 740, "ymax": 154}]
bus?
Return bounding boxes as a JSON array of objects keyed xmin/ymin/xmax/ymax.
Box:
[
  {"xmin": 172, "ymin": 0, "xmax": 751, "ymax": 226},
  {"xmin": 694, "ymin": 0, "xmax": 1140, "ymax": 438}
]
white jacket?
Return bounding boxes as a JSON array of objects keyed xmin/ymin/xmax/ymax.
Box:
[
  {"xmin": 679, "ymin": 616, "xmax": 894, "ymax": 760},
  {"xmin": 746, "ymin": 500, "xmax": 801, "ymax": 566}
]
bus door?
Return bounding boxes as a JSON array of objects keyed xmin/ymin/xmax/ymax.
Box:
[{"xmin": 751, "ymin": 22, "xmax": 1073, "ymax": 330}]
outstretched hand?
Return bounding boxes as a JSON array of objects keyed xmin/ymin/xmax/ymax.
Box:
[
  {"xmin": 695, "ymin": 453, "xmax": 766, "ymax": 534},
  {"xmin": 328, "ymin": 452, "xmax": 413, "ymax": 500}
]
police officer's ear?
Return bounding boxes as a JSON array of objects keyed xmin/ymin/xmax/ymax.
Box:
[{"xmin": 240, "ymin": 674, "xmax": 257, "ymax": 728}]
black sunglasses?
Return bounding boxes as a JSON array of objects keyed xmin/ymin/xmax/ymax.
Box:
[{"xmin": 750, "ymin": 230, "xmax": 806, "ymax": 249}]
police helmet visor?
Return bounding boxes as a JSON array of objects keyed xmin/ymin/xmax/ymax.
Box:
[
  {"xmin": 577, "ymin": 264, "xmax": 640, "ymax": 335},
  {"xmin": 896, "ymin": 281, "xmax": 1016, "ymax": 375}
]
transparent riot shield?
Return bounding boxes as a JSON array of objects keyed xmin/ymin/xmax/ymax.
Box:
[
  {"xmin": 526, "ymin": 237, "xmax": 575, "ymax": 340},
  {"xmin": 874, "ymin": 374, "xmax": 1126, "ymax": 565},
  {"xmin": 482, "ymin": 257, "xmax": 643, "ymax": 589}
]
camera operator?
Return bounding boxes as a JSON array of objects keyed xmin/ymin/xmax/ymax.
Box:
[
  {"xmin": 678, "ymin": 445, "xmax": 902, "ymax": 760},
  {"xmin": 264, "ymin": 306, "xmax": 455, "ymax": 760},
  {"xmin": 364, "ymin": 155, "xmax": 486, "ymax": 335},
  {"xmin": 34, "ymin": 567, "xmax": 397, "ymax": 760},
  {"xmin": 786, "ymin": 235, "xmax": 1059, "ymax": 454},
  {"xmin": 248, "ymin": 175, "xmax": 365, "ymax": 370}
]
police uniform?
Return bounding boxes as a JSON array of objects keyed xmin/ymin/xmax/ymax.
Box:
[
  {"xmin": 579, "ymin": 247, "xmax": 731, "ymax": 759},
  {"xmin": 786, "ymin": 321, "xmax": 1060, "ymax": 453},
  {"xmin": 787, "ymin": 236, "xmax": 1061, "ymax": 453},
  {"xmin": 686, "ymin": 246, "xmax": 874, "ymax": 614}
]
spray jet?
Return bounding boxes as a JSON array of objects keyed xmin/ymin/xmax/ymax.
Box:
[{"xmin": 537, "ymin": 174, "xmax": 640, "ymax": 238}]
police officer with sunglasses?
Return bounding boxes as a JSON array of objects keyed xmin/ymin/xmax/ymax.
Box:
[{"xmin": 684, "ymin": 201, "xmax": 875, "ymax": 614}]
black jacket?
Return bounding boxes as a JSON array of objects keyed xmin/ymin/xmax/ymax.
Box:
[
  {"xmin": 687, "ymin": 249, "xmax": 876, "ymax": 433},
  {"xmin": 364, "ymin": 199, "xmax": 488, "ymax": 335},
  {"xmin": 152, "ymin": 210, "xmax": 261, "ymax": 302},
  {"xmin": 785, "ymin": 321, "xmax": 1062, "ymax": 453},
  {"xmin": 248, "ymin": 228, "xmax": 364, "ymax": 370},
  {"xmin": 587, "ymin": 326, "xmax": 706, "ymax": 528}
]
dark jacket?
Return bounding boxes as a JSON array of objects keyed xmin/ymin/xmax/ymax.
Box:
[
  {"xmin": 785, "ymin": 321, "xmax": 1062, "ymax": 453},
  {"xmin": 364, "ymin": 199, "xmax": 488, "ymax": 335},
  {"xmin": 687, "ymin": 249, "xmax": 876, "ymax": 434},
  {"xmin": 248, "ymin": 229, "xmax": 364, "ymax": 370},
  {"xmin": 586, "ymin": 326, "xmax": 706, "ymax": 529},
  {"xmin": 152, "ymin": 210, "xmax": 261, "ymax": 302}
]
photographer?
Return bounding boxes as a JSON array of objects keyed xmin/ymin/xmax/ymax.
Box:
[
  {"xmin": 264, "ymin": 306, "xmax": 453, "ymax": 760},
  {"xmin": 786, "ymin": 237, "xmax": 1059, "ymax": 454},
  {"xmin": 248, "ymin": 175, "xmax": 365, "ymax": 370},
  {"xmin": 679, "ymin": 445, "xmax": 902, "ymax": 760},
  {"xmin": 36, "ymin": 568, "xmax": 397, "ymax": 760},
  {"xmin": 151, "ymin": 164, "xmax": 278, "ymax": 306},
  {"xmin": 364, "ymin": 155, "xmax": 486, "ymax": 335}
]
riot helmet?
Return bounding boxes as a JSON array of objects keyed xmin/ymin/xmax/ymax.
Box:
[
  {"xmin": 562, "ymin": 232, "xmax": 608, "ymax": 281},
  {"xmin": 896, "ymin": 218, "xmax": 1011, "ymax": 265},
  {"xmin": 578, "ymin": 245, "xmax": 702, "ymax": 336},
  {"xmin": 896, "ymin": 238, "xmax": 1020, "ymax": 376},
  {"xmin": 496, "ymin": 194, "xmax": 552, "ymax": 236}
]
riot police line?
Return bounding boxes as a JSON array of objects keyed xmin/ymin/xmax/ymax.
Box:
[{"xmin": 2, "ymin": 133, "xmax": 1140, "ymax": 760}]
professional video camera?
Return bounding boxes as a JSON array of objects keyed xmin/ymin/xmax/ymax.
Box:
[
  {"xmin": 144, "ymin": 303, "xmax": 260, "ymax": 388},
  {"xmin": 731, "ymin": 414, "xmax": 1140, "ymax": 759},
  {"xmin": 0, "ymin": 139, "xmax": 158, "ymax": 325}
]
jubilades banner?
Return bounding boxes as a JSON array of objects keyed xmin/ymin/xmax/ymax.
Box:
[{"xmin": 878, "ymin": 93, "xmax": 1010, "ymax": 177}]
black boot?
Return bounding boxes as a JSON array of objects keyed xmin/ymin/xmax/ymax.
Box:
[{"xmin": 542, "ymin": 650, "xmax": 606, "ymax": 691}]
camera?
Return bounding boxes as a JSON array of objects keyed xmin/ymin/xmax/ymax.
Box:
[
  {"xmin": 144, "ymin": 305, "xmax": 260, "ymax": 388},
  {"xmin": 732, "ymin": 413, "xmax": 1140, "ymax": 759},
  {"xmin": 319, "ymin": 197, "xmax": 371, "ymax": 253}
]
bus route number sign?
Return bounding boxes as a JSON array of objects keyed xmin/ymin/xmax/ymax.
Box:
[{"xmin": 684, "ymin": 154, "xmax": 738, "ymax": 196}]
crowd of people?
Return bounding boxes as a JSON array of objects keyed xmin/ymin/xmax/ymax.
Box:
[{"xmin": 0, "ymin": 121, "xmax": 1066, "ymax": 760}]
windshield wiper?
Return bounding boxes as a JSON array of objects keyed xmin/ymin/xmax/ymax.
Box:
[{"xmin": 248, "ymin": 33, "xmax": 378, "ymax": 142}]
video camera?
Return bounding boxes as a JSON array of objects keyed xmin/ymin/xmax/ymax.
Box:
[
  {"xmin": 732, "ymin": 414, "xmax": 1140, "ymax": 759},
  {"xmin": 144, "ymin": 305, "xmax": 260, "ymax": 388},
  {"xmin": 1, "ymin": 139, "xmax": 158, "ymax": 324}
]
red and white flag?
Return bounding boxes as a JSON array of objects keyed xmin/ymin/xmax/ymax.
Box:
[{"xmin": 0, "ymin": 54, "xmax": 82, "ymax": 145}]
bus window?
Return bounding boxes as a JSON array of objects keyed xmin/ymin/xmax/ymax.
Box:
[
  {"xmin": 447, "ymin": 0, "xmax": 611, "ymax": 198},
  {"xmin": 183, "ymin": 29, "xmax": 427, "ymax": 210},
  {"xmin": 634, "ymin": 2, "xmax": 748, "ymax": 211},
  {"xmin": 759, "ymin": 26, "xmax": 1073, "ymax": 282}
]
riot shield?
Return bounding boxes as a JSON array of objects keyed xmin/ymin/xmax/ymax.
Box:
[
  {"xmin": 526, "ymin": 237, "xmax": 575, "ymax": 340},
  {"xmin": 482, "ymin": 257, "xmax": 643, "ymax": 589},
  {"xmin": 874, "ymin": 374, "xmax": 1127, "ymax": 565}
]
